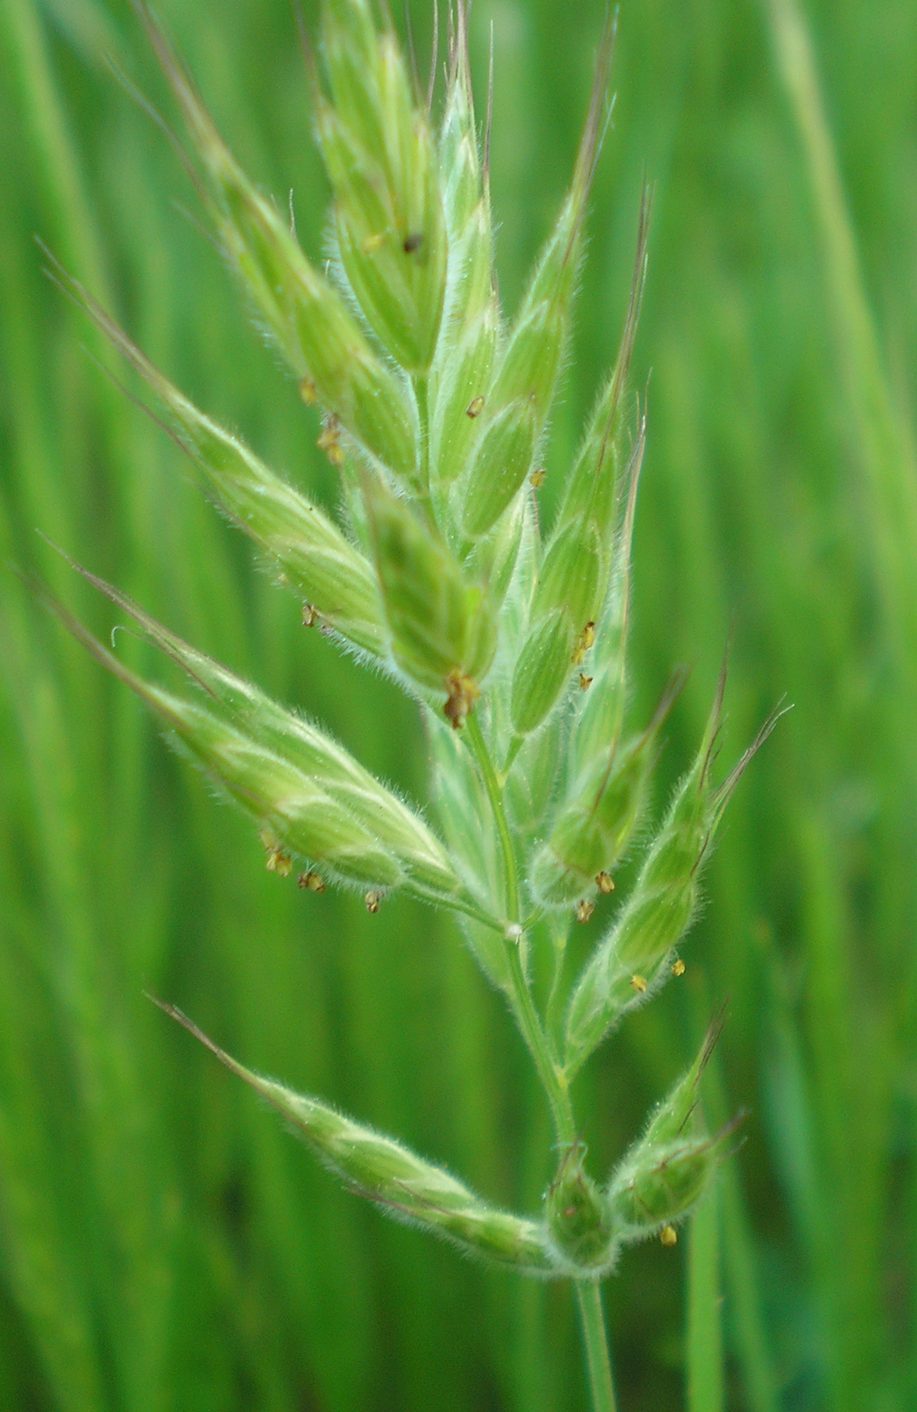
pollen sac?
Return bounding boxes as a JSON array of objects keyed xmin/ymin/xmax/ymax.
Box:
[
  {"xmin": 316, "ymin": 3, "xmax": 447, "ymax": 373},
  {"xmin": 546, "ymin": 1145, "xmax": 616, "ymax": 1274}
]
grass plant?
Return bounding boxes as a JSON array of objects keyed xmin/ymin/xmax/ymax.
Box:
[{"xmin": 2, "ymin": 0, "xmax": 915, "ymax": 1408}]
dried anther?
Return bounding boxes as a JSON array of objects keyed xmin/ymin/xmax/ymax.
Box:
[
  {"xmin": 595, "ymin": 871, "xmax": 615, "ymax": 894},
  {"xmin": 364, "ymin": 890, "xmax": 382, "ymax": 914},
  {"xmin": 317, "ymin": 415, "xmax": 344, "ymax": 466},
  {"xmin": 465, "ymin": 395, "xmax": 485, "ymax": 419},
  {"xmin": 302, "ymin": 603, "xmax": 319, "ymax": 628},
  {"xmin": 575, "ymin": 899, "xmax": 595, "ymax": 924},
  {"xmin": 260, "ymin": 830, "xmax": 292, "ymax": 877},
  {"xmin": 578, "ymin": 673, "xmax": 593, "ymax": 690},
  {"xmin": 530, "ymin": 467, "xmax": 546, "ymax": 488},
  {"xmin": 443, "ymin": 670, "xmax": 479, "ymax": 730},
  {"xmin": 298, "ymin": 376, "xmax": 318, "ymax": 406},
  {"xmin": 571, "ymin": 621, "xmax": 596, "ymax": 665},
  {"xmin": 297, "ymin": 870, "xmax": 326, "ymax": 893}
]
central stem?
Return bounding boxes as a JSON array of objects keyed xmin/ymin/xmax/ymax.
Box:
[{"xmin": 463, "ymin": 713, "xmax": 617, "ymax": 1411}]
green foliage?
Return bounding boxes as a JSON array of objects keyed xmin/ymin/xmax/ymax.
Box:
[{"xmin": 1, "ymin": 0, "xmax": 915, "ymax": 1408}]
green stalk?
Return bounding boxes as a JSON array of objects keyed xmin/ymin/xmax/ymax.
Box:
[
  {"xmin": 576, "ymin": 1283, "xmax": 618, "ymax": 1412},
  {"xmin": 464, "ymin": 711, "xmax": 617, "ymax": 1412}
]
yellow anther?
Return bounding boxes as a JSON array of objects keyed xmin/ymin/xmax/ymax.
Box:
[
  {"xmin": 671, "ymin": 958, "xmax": 686, "ymax": 977},
  {"xmin": 575, "ymin": 899, "xmax": 595, "ymax": 924},
  {"xmin": 530, "ymin": 467, "xmax": 547, "ymax": 488},
  {"xmin": 571, "ymin": 620, "xmax": 596, "ymax": 665},
  {"xmin": 595, "ymin": 871, "xmax": 615, "ymax": 894},
  {"xmin": 364, "ymin": 891, "xmax": 382, "ymax": 914},
  {"xmin": 298, "ymin": 376, "xmax": 318, "ymax": 406},
  {"xmin": 630, "ymin": 974, "xmax": 648, "ymax": 994},
  {"xmin": 266, "ymin": 848, "xmax": 292, "ymax": 877},
  {"xmin": 297, "ymin": 870, "xmax": 326, "ymax": 893},
  {"xmin": 260, "ymin": 831, "xmax": 292, "ymax": 877},
  {"xmin": 466, "ymin": 395, "xmax": 485, "ymax": 419},
  {"xmin": 317, "ymin": 416, "xmax": 344, "ymax": 465},
  {"xmin": 660, "ymin": 1224, "xmax": 678, "ymax": 1247},
  {"xmin": 362, "ymin": 231, "xmax": 387, "ymax": 253}
]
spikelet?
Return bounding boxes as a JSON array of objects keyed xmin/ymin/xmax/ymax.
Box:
[
  {"xmin": 508, "ymin": 199, "xmax": 650, "ymax": 736},
  {"xmin": 363, "ymin": 476, "xmax": 497, "ymax": 717},
  {"xmin": 156, "ymin": 1003, "xmax": 554, "ymax": 1273},
  {"xmin": 458, "ymin": 19, "xmax": 615, "ymax": 539},
  {"xmin": 315, "ymin": 0, "xmax": 447, "ymax": 372},
  {"xmin": 136, "ymin": 2, "xmax": 418, "ymax": 485},
  {"xmin": 564, "ymin": 675, "xmax": 787, "ymax": 1075},
  {"xmin": 45, "ymin": 257, "xmax": 387, "ymax": 658},
  {"xmin": 528, "ymin": 670, "xmax": 686, "ymax": 910},
  {"xmin": 427, "ymin": 5, "xmax": 499, "ymax": 497},
  {"xmin": 606, "ymin": 1017, "xmax": 744, "ymax": 1244}
]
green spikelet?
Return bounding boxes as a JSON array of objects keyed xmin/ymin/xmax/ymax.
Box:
[
  {"xmin": 564, "ymin": 676, "xmax": 786, "ymax": 1074},
  {"xmin": 138, "ymin": 3, "xmax": 417, "ymax": 483},
  {"xmin": 46, "ymin": 259, "xmax": 387, "ymax": 658},
  {"xmin": 428, "ymin": 7, "xmax": 499, "ymax": 495},
  {"xmin": 459, "ymin": 23, "xmax": 614, "ymax": 539},
  {"xmin": 545, "ymin": 1143, "xmax": 616, "ymax": 1276},
  {"xmin": 607, "ymin": 1020, "xmax": 743, "ymax": 1244},
  {"xmin": 364, "ymin": 477, "xmax": 497, "ymax": 717},
  {"xmin": 37, "ymin": 575, "xmax": 472, "ymax": 901},
  {"xmin": 316, "ymin": 0, "xmax": 447, "ymax": 372},
  {"xmin": 157, "ymin": 1004, "xmax": 555, "ymax": 1273},
  {"xmin": 509, "ymin": 200, "xmax": 651, "ymax": 736},
  {"xmin": 528, "ymin": 671, "xmax": 685, "ymax": 910}
]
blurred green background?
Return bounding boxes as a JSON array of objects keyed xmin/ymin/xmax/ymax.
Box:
[{"xmin": 1, "ymin": 0, "xmax": 915, "ymax": 1408}]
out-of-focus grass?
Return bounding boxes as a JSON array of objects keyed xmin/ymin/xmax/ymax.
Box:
[{"xmin": 1, "ymin": 1, "xmax": 914, "ymax": 1408}]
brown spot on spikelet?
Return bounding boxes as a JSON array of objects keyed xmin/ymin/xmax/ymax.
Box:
[
  {"xmin": 402, "ymin": 232, "xmax": 424, "ymax": 254},
  {"xmin": 444, "ymin": 670, "xmax": 479, "ymax": 730}
]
